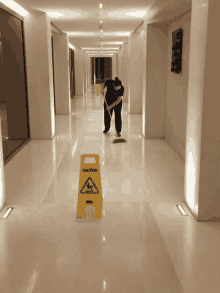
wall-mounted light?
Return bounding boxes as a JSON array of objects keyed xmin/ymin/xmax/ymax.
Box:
[
  {"xmin": 100, "ymin": 20, "xmax": 103, "ymax": 23},
  {"xmin": 99, "ymin": 3, "xmax": 102, "ymax": 8}
]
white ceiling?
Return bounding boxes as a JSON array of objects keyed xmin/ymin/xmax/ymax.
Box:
[
  {"xmin": 13, "ymin": 0, "xmax": 192, "ymax": 54},
  {"xmin": 14, "ymin": 0, "xmax": 155, "ymax": 53}
]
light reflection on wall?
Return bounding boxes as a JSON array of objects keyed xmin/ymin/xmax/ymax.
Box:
[
  {"xmin": 52, "ymin": 138, "xmax": 56, "ymax": 176},
  {"xmin": 103, "ymin": 280, "xmax": 107, "ymax": 290},
  {"xmin": 185, "ymin": 137, "xmax": 197, "ymax": 215},
  {"xmin": 51, "ymin": 97, "xmax": 55, "ymax": 137}
]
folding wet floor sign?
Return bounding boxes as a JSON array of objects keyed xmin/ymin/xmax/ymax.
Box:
[
  {"xmin": 77, "ymin": 154, "xmax": 103, "ymax": 219},
  {"xmin": 95, "ymin": 84, "xmax": 100, "ymax": 96}
]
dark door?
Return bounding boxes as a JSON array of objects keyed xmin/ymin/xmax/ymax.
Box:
[
  {"xmin": 91, "ymin": 58, "xmax": 95, "ymax": 84},
  {"xmin": 104, "ymin": 57, "xmax": 112, "ymax": 80},
  {"xmin": 0, "ymin": 8, "xmax": 29, "ymax": 160}
]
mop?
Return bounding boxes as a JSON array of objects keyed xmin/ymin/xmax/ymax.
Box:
[{"xmin": 104, "ymin": 92, "xmax": 127, "ymax": 144}]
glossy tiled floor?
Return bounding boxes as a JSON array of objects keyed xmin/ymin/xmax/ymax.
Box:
[{"xmin": 1, "ymin": 85, "xmax": 220, "ymax": 292}]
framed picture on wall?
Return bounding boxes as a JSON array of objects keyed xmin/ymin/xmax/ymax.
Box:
[{"xmin": 171, "ymin": 28, "xmax": 183, "ymax": 74}]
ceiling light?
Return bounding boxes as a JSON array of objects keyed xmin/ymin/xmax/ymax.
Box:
[
  {"xmin": 99, "ymin": 4, "xmax": 102, "ymax": 8},
  {"xmin": 101, "ymin": 30, "xmax": 103, "ymax": 32},
  {"xmin": 125, "ymin": 11, "xmax": 147, "ymax": 18},
  {"xmin": 46, "ymin": 12, "xmax": 65, "ymax": 17},
  {"xmin": 82, "ymin": 47, "xmax": 119, "ymax": 50},
  {"xmin": 69, "ymin": 44, "xmax": 75, "ymax": 50},
  {"xmin": 0, "ymin": 0, "xmax": 29, "ymax": 16},
  {"xmin": 100, "ymin": 21, "xmax": 103, "ymax": 23},
  {"xmin": 67, "ymin": 32, "xmax": 95, "ymax": 36},
  {"xmin": 117, "ymin": 32, "xmax": 130, "ymax": 36}
]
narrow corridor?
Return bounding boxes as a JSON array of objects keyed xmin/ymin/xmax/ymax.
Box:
[{"xmin": 1, "ymin": 85, "xmax": 220, "ymax": 292}]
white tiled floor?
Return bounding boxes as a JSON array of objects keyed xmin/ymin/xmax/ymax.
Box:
[{"xmin": 1, "ymin": 85, "xmax": 220, "ymax": 292}]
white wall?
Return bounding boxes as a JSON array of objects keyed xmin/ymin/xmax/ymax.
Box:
[
  {"xmin": 112, "ymin": 55, "xmax": 116, "ymax": 80},
  {"xmin": 24, "ymin": 11, "xmax": 55, "ymax": 139},
  {"xmin": 53, "ymin": 33, "xmax": 71, "ymax": 114},
  {"xmin": 83, "ymin": 51, "xmax": 86, "ymax": 93},
  {"xmin": 165, "ymin": 10, "xmax": 192, "ymax": 162},
  {"xmin": 143, "ymin": 22, "xmax": 168, "ymax": 138},
  {"xmin": 118, "ymin": 47, "xmax": 123, "ymax": 82},
  {"xmin": 116, "ymin": 54, "xmax": 119, "ymax": 77},
  {"xmin": 185, "ymin": 0, "xmax": 220, "ymax": 221},
  {"xmin": 122, "ymin": 42, "xmax": 129, "ymax": 103},
  {"xmin": 129, "ymin": 27, "xmax": 144, "ymax": 114},
  {"xmin": 73, "ymin": 45, "xmax": 84, "ymax": 96}
]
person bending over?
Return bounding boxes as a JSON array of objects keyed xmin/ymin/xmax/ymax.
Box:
[{"xmin": 103, "ymin": 77, "xmax": 124, "ymax": 137}]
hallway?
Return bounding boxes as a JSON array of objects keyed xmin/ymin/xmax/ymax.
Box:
[{"xmin": 1, "ymin": 85, "xmax": 220, "ymax": 292}]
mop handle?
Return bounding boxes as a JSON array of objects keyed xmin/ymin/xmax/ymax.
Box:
[{"xmin": 104, "ymin": 96, "xmax": 112, "ymax": 120}]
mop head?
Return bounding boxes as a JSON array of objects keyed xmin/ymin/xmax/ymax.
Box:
[{"xmin": 112, "ymin": 138, "xmax": 127, "ymax": 144}]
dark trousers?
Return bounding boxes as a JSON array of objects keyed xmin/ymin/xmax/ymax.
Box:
[{"xmin": 104, "ymin": 100, "xmax": 122, "ymax": 133}]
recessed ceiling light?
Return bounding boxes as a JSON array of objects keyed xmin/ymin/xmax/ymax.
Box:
[
  {"xmin": 117, "ymin": 32, "xmax": 130, "ymax": 36},
  {"xmin": 0, "ymin": 0, "xmax": 29, "ymax": 16},
  {"xmin": 46, "ymin": 12, "xmax": 65, "ymax": 17},
  {"xmin": 125, "ymin": 11, "xmax": 147, "ymax": 18}
]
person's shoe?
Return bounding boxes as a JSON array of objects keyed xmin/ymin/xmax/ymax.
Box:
[
  {"xmin": 116, "ymin": 132, "xmax": 121, "ymax": 137},
  {"xmin": 103, "ymin": 130, "xmax": 108, "ymax": 134}
]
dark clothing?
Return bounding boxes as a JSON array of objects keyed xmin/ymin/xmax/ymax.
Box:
[
  {"xmin": 104, "ymin": 80, "xmax": 116, "ymax": 105},
  {"xmin": 104, "ymin": 100, "xmax": 122, "ymax": 133},
  {"xmin": 115, "ymin": 85, "xmax": 124, "ymax": 99},
  {"xmin": 103, "ymin": 83, "xmax": 124, "ymax": 134}
]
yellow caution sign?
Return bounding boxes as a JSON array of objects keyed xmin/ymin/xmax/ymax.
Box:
[
  {"xmin": 77, "ymin": 154, "xmax": 103, "ymax": 219},
  {"xmin": 95, "ymin": 84, "xmax": 100, "ymax": 96}
]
